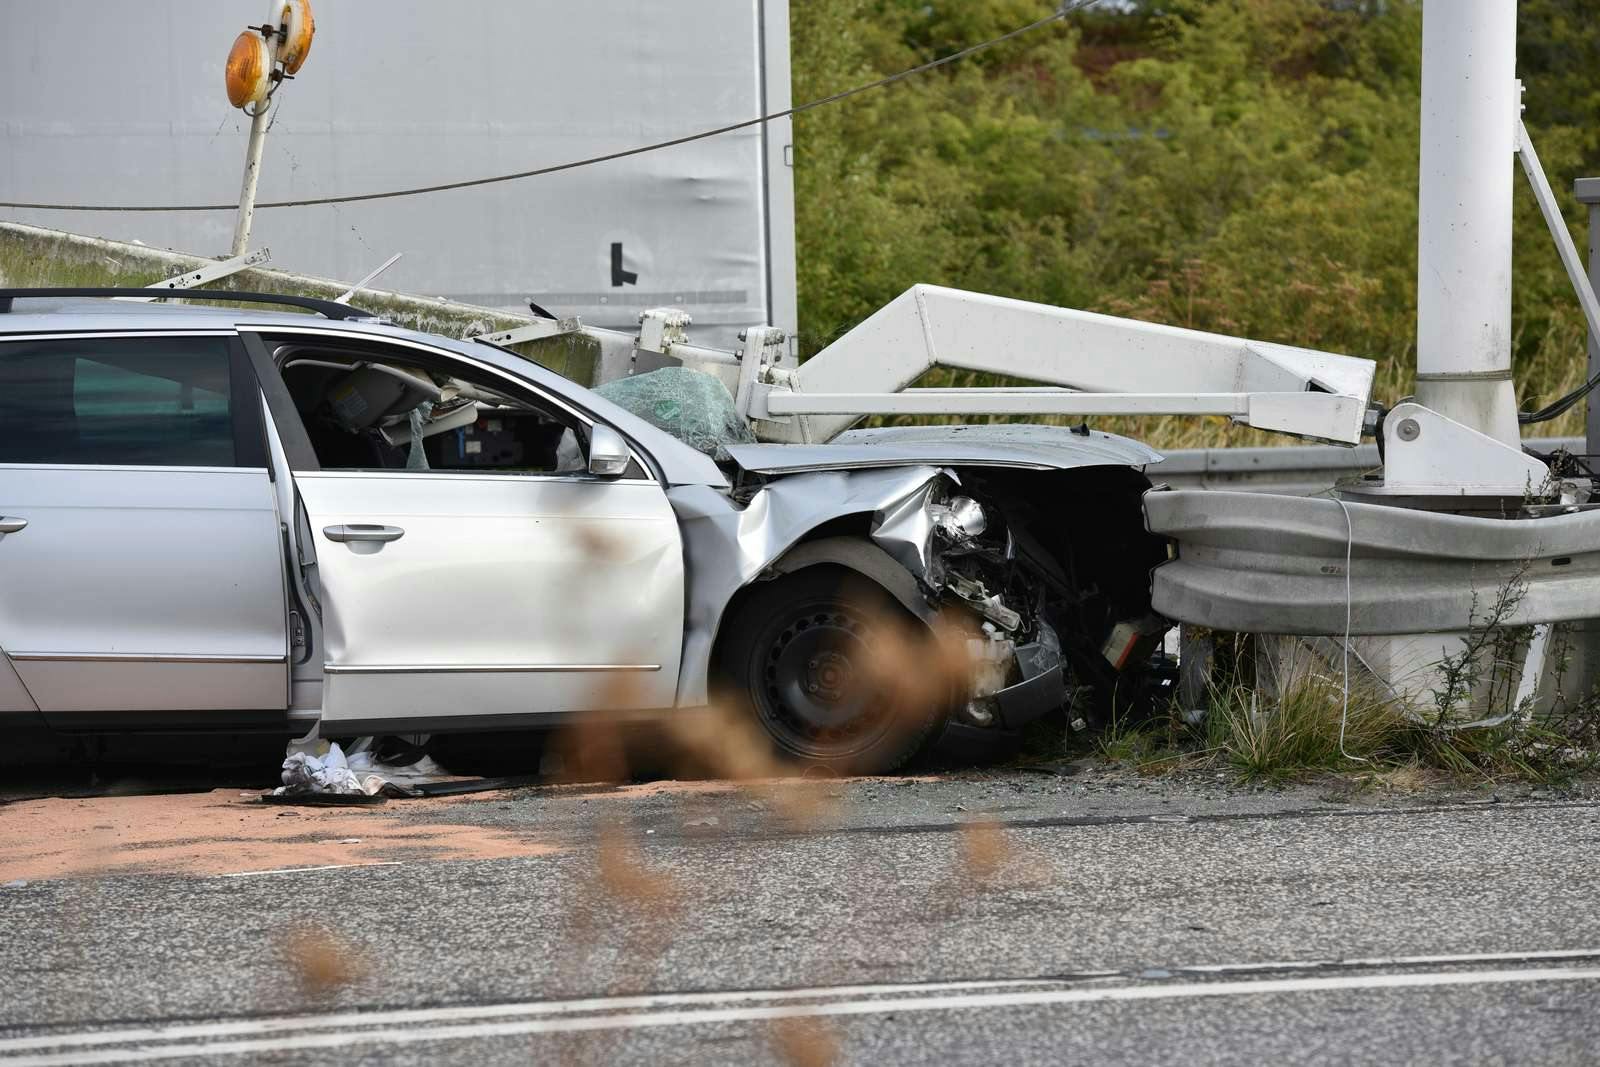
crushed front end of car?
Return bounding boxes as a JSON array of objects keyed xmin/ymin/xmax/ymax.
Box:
[
  {"xmin": 671, "ymin": 424, "xmax": 1175, "ymax": 765},
  {"xmin": 866, "ymin": 462, "xmax": 1174, "ymax": 756}
]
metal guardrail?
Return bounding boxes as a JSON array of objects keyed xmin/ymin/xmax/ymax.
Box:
[{"xmin": 1154, "ymin": 437, "xmax": 1583, "ymax": 495}]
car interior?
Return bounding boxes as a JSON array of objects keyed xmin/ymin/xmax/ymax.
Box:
[{"xmin": 273, "ymin": 341, "xmax": 590, "ymax": 474}]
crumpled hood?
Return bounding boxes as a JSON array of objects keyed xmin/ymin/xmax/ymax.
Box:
[{"xmin": 726, "ymin": 423, "xmax": 1163, "ymax": 475}]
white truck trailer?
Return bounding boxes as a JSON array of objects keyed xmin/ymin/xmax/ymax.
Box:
[{"xmin": 0, "ymin": 1, "xmax": 797, "ymax": 350}]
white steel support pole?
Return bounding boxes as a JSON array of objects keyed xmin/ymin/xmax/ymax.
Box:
[
  {"xmin": 1415, "ymin": 0, "xmax": 1520, "ymax": 448},
  {"xmin": 230, "ymin": 100, "xmax": 271, "ymax": 258}
]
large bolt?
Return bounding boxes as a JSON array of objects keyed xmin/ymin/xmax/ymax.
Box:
[{"xmin": 1396, "ymin": 417, "xmax": 1422, "ymax": 442}]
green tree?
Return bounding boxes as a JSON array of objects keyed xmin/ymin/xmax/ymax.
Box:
[{"xmin": 791, "ymin": 0, "xmax": 1600, "ymax": 446}]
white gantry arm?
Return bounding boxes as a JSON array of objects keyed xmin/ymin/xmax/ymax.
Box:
[{"xmin": 747, "ymin": 284, "xmax": 1377, "ymax": 445}]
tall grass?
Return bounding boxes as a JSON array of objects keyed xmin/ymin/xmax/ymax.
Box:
[
  {"xmin": 1203, "ymin": 675, "xmax": 1409, "ymax": 782},
  {"xmin": 1101, "ymin": 629, "xmax": 1600, "ymax": 786}
]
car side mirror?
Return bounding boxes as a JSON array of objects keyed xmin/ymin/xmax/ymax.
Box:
[{"xmin": 587, "ymin": 425, "xmax": 631, "ymax": 478}]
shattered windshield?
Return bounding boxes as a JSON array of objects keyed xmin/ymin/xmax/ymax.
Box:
[{"xmin": 595, "ymin": 367, "xmax": 755, "ymax": 461}]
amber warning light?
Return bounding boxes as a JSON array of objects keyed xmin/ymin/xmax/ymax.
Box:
[{"xmin": 224, "ymin": 0, "xmax": 315, "ymax": 111}]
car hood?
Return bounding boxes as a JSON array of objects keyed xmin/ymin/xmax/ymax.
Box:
[{"xmin": 725, "ymin": 424, "xmax": 1163, "ymax": 475}]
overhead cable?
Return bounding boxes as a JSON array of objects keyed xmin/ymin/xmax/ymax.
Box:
[{"xmin": 0, "ymin": 2, "xmax": 1095, "ymax": 214}]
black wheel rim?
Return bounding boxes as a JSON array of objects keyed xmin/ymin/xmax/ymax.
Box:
[{"xmin": 754, "ymin": 598, "xmax": 899, "ymax": 760}]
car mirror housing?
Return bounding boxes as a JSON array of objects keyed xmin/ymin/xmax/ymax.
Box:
[{"xmin": 588, "ymin": 424, "xmax": 631, "ymax": 478}]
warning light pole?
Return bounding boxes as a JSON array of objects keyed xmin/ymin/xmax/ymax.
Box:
[{"xmin": 225, "ymin": 1, "xmax": 315, "ymax": 257}]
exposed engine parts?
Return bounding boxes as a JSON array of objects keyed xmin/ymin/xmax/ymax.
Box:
[{"xmin": 888, "ymin": 467, "xmax": 1174, "ymax": 732}]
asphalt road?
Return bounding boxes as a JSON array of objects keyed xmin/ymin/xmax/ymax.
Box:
[{"xmin": 2, "ymin": 766, "xmax": 1599, "ymax": 1065}]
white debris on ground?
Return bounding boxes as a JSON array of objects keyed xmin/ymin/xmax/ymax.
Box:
[{"xmin": 275, "ymin": 738, "xmax": 454, "ymax": 798}]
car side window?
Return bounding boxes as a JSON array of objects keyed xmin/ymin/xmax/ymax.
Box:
[
  {"xmin": 273, "ymin": 340, "xmax": 595, "ymax": 476},
  {"xmin": 0, "ymin": 336, "xmax": 238, "ymax": 467}
]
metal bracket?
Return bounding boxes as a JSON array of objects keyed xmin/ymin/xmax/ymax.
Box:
[
  {"xmin": 124, "ymin": 247, "xmax": 272, "ymax": 301},
  {"xmin": 735, "ymin": 325, "xmax": 786, "ymax": 421},
  {"xmin": 637, "ymin": 307, "xmax": 693, "ymax": 354},
  {"xmin": 473, "ymin": 315, "xmax": 583, "ymax": 347},
  {"xmin": 1370, "ymin": 402, "xmax": 1551, "ymax": 497}
]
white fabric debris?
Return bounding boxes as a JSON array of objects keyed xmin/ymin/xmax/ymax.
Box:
[
  {"xmin": 277, "ymin": 742, "xmax": 374, "ymax": 796},
  {"xmin": 345, "ymin": 749, "xmax": 452, "ymax": 786},
  {"xmin": 274, "ymin": 738, "xmax": 458, "ymax": 797}
]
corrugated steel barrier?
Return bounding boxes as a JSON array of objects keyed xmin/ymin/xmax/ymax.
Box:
[{"xmin": 1153, "ymin": 437, "xmax": 1583, "ymax": 496}]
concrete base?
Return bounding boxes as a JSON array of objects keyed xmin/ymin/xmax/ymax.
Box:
[{"xmin": 1246, "ymin": 629, "xmax": 1541, "ymax": 726}]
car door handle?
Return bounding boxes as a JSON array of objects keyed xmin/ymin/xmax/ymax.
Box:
[
  {"xmin": 323, "ymin": 524, "xmax": 405, "ymax": 544},
  {"xmin": 0, "ymin": 517, "xmax": 26, "ymax": 534}
]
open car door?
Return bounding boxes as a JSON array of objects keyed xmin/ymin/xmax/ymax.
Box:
[{"xmin": 248, "ymin": 328, "xmax": 684, "ymax": 735}]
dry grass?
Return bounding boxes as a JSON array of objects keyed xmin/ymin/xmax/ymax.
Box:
[
  {"xmin": 1204, "ymin": 675, "xmax": 1411, "ymax": 782},
  {"xmin": 1102, "ymin": 653, "xmax": 1600, "ymax": 787}
]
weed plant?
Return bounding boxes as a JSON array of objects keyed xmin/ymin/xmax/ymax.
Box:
[{"xmin": 1097, "ymin": 578, "xmax": 1600, "ymax": 785}]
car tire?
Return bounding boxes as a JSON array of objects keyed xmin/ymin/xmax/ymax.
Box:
[{"xmin": 715, "ymin": 567, "xmax": 952, "ymax": 774}]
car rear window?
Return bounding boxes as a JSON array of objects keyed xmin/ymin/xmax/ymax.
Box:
[{"xmin": 0, "ymin": 336, "xmax": 237, "ymax": 466}]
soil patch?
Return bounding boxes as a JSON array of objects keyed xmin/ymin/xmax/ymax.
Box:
[{"xmin": 0, "ymin": 789, "xmax": 558, "ymax": 881}]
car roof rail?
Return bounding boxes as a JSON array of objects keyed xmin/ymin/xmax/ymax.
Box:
[{"xmin": 0, "ymin": 287, "xmax": 380, "ymax": 321}]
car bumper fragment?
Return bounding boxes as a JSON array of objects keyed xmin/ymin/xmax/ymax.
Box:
[{"xmin": 994, "ymin": 663, "xmax": 1066, "ymax": 730}]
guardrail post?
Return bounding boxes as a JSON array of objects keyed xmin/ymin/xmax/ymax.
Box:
[{"xmin": 1577, "ymin": 178, "xmax": 1600, "ymax": 464}]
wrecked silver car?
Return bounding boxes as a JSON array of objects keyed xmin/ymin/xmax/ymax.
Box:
[{"xmin": 0, "ymin": 289, "xmax": 1172, "ymax": 772}]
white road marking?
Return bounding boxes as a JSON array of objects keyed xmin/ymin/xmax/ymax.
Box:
[
  {"xmin": 218, "ymin": 862, "xmax": 401, "ymax": 878},
  {"xmin": 4, "ymin": 965, "xmax": 1599, "ymax": 1065},
  {"xmin": 0, "ymin": 976, "xmax": 1103, "ymax": 1054},
  {"xmin": 1176, "ymin": 947, "xmax": 1600, "ymax": 975},
  {"xmin": 19, "ymin": 947, "xmax": 1586, "ymax": 1054}
]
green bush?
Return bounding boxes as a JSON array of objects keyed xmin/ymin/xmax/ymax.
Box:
[{"xmin": 792, "ymin": 0, "xmax": 1600, "ymax": 448}]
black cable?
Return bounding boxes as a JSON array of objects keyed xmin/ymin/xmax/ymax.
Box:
[
  {"xmin": 1519, "ymin": 366, "xmax": 1600, "ymax": 425},
  {"xmin": 0, "ymin": 3, "xmax": 1092, "ymax": 214}
]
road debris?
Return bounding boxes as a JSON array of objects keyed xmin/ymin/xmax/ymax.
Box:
[
  {"xmin": 272, "ymin": 738, "xmax": 537, "ymax": 802},
  {"xmin": 276, "ymin": 739, "xmax": 451, "ymax": 799},
  {"xmin": 260, "ymin": 792, "xmax": 388, "ymax": 808}
]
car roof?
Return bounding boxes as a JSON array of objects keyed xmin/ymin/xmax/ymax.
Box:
[{"xmin": 0, "ymin": 296, "xmax": 730, "ymax": 489}]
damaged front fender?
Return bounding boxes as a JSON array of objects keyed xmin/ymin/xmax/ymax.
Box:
[{"xmin": 668, "ymin": 465, "xmax": 951, "ymax": 706}]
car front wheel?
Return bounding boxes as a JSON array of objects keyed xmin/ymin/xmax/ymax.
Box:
[{"xmin": 716, "ymin": 568, "xmax": 951, "ymax": 774}]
